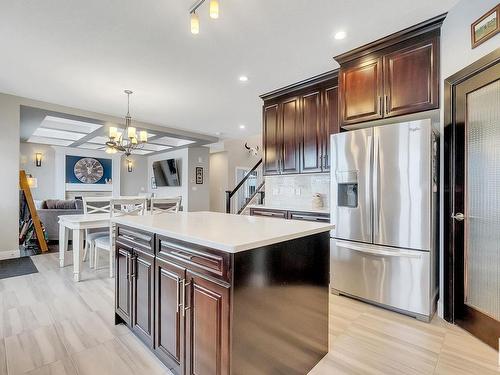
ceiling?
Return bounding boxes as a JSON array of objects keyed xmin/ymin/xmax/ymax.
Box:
[
  {"xmin": 0, "ymin": 0, "xmax": 458, "ymax": 138},
  {"xmin": 20, "ymin": 106, "xmax": 211, "ymax": 155}
]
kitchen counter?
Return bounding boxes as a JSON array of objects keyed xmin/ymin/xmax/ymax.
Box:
[
  {"xmin": 246, "ymin": 203, "xmax": 330, "ymax": 214},
  {"xmin": 112, "ymin": 211, "xmax": 332, "ymax": 253},
  {"xmin": 113, "ymin": 211, "xmax": 330, "ymax": 374}
]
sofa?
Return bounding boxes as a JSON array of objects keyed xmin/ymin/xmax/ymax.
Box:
[{"xmin": 37, "ymin": 199, "xmax": 83, "ymax": 241}]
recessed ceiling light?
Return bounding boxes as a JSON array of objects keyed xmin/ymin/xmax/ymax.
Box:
[
  {"xmin": 334, "ymin": 31, "xmax": 346, "ymax": 40},
  {"xmin": 239, "ymin": 124, "xmax": 246, "ymax": 129},
  {"xmin": 239, "ymin": 76, "xmax": 249, "ymax": 82}
]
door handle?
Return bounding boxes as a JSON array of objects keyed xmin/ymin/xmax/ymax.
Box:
[
  {"xmin": 176, "ymin": 278, "xmax": 181, "ymax": 313},
  {"xmin": 452, "ymin": 212, "xmax": 465, "ymax": 221},
  {"xmin": 181, "ymin": 279, "xmax": 191, "ymax": 317},
  {"xmin": 385, "ymin": 95, "xmax": 389, "ymax": 114},
  {"xmin": 379, "ymin": 96, "xmax": 383, "ymax": 116}
]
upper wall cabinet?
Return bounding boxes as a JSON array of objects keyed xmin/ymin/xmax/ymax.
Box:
[
  {"xmin": 335, "ymin": 14, "xmax": 445, "ymax": 127},
  {"xmin": 261, "ymin": 71, "xmax": 339, "ymax": 176}
]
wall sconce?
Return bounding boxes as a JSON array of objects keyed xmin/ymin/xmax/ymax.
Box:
[
  {"xmin": 127, "ymin": 159, "xmax": 133, "ymax": 172},
  {"xmin": 26, "ymin": 174, "xmax": 38, "ymax": 189},
  {"xmin": 35, "ymin": 153, "xmax": 42, "ymax": 167}
]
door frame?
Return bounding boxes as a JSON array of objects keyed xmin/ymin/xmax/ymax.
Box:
[{"xmin": 443, "ymin": 48, "xmax": 500, "ymax": 323}]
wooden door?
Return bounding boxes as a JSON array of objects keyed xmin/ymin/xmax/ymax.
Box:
[
  {"xmin": 384, "ymin": 37, "xmax": 439, "ymax": 117},
  {"xmin": 446, "ymin": 57, "xmax": 500, "ymax": 350},
  {"xmin": 323, "ymin": 86, "xmax": 339, "ymax": 172},
  {"xmin": 131, "ymin": 248, "xmax": 155, "ymax": 346},
  {"xmin": 281, "ymin": 97, "xmax": 300, "ymax": 174},
  {"xmin": 340, "ymin": 57, "xmax": 383, "ymax": 125},
  {"xmin": 263, "ymin": 104, "xmax": 280, "ymax": 175},
  {"xmin": 155, "ymin": 257, "xmax": 186, "ymax": 373},
  {"xmin": 185, "ymin": 270, "xmax": 230, "ymax": 375},
  {"xmin": 115, "ymin": 245, "xmax": 132, "ymax": 325},
  {"xmin": 300, "ymin": 91, "xmax": 322, "ymax": 173}
]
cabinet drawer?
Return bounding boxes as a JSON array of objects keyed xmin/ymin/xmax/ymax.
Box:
[
  {"xmin": 117, "ymin": 225, "xmax": 154, "ymax": 253},
  {"xmin": 288, "ymin": 211, "xmax": 330, "ymax": 223},
  {"xmin": 157, "ymin": 237, "xmax": 230, "ymax": 282},
  {"xmin": 249, "ymin": 208, "xmax": 288, "ymax": 219}
]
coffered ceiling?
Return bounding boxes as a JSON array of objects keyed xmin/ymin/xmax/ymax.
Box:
[{"xmin": 1, "ymin": 0, "xmax": 458, "ymax": 138}]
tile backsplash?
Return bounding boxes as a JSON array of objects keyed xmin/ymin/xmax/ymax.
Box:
[{"xmin": 265, "ymin": 173, "xmax": 330, "ymax": 210}]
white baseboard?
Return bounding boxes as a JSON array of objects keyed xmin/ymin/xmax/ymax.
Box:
[{"xmin": 0, "ymin": 250, "xmax": 21, "ymax": 260}]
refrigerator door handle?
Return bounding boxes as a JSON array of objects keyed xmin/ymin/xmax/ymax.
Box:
[
  {"xmin": 373, "ymin": 132, "xmax": 380, "ymax": 241},
  {"xmin": 335, "ymin": 240, "xmax": 423, "ymax": 259}
]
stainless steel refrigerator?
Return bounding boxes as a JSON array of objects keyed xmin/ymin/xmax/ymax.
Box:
[{"xmin": 330, "ymin": 119, "xmax": 439, "ymax": 321}]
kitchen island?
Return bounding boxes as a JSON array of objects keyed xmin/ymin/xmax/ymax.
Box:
[{"xmin": 111, "ymin": 211, "xmax": 332, "ymax": 375}]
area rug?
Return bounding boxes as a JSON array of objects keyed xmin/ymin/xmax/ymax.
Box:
[{"xmin": 0, "ymin": 257, "xmax": 38, "ymax": 279}]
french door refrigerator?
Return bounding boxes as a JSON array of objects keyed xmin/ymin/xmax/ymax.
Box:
[{"xmin": 330, "ymin": 119, "xmax": 439, "ymax": 321}]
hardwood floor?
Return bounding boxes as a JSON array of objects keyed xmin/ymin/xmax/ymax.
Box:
[{"xmin": 0, "ymin": 252, "xmax": 497, "ymax": 375}]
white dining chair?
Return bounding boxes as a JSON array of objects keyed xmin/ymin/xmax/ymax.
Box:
[
  {"xmin": 150, "ymin": 196, "xmax": 181, "ymax": 214},
  {"xmin": 93, "ymin": 197, "xmax": 147, "ymax": 277},
  {"xmin": 82, "ymin": 197, "xmax": 111, "ymax": 268}
]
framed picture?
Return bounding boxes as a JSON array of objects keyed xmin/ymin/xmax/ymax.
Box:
[
  {"xmin": 151, "ymin": 177, "xmax": 157, "ymax": 189},
  {"xmin": 471, "ymin": 5, "xmax": 499, "ymax": 48},
  {"xmin": 195, "ymin": 167, "xmax": 203, "ymax": 184}
]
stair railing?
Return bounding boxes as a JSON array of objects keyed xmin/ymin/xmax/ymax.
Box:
[{"xmin": 225, "ymin": 158, "xmax": 262, "ymax": 214}]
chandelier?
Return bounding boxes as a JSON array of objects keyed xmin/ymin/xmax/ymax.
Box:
[
  {"xmin": 189, "ymin": 0, "xmax": 219, "ymax": 34},
  {"xmin": 105, "ymin": 90, "xmax": 148, "ymax": 156}
]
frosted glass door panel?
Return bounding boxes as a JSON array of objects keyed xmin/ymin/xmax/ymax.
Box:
[{"xmin": 465, "ymin": 79, "xmax": 500, "ymax": 320}]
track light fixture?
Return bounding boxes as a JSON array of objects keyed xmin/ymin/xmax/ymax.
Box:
[{"xmin": 189, "ymin": 0, "xmax": 220, "ymax": 34}]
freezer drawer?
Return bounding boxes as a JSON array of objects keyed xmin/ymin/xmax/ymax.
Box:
[{"xmin": 331, "ymin": 239, "xmax": 431, "ymax": 316}]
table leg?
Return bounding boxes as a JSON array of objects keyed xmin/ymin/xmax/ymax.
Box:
[
  {"xmin": 59, "ymin": 224, "xmax": 70, "ymax": 268},
  {"xmin": 72, "ymin": 229, "xmax": 84, "ymax": 282}
]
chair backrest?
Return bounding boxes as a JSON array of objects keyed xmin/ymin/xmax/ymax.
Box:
[
  {"xmin": 150, "ymin": 196, "xmax": 181, "ymax": 214},
  {"xmin": 83, "ymin": 197, "xmax": 111, "ymax": 214},
  {"xmin": 110, "ymin": 197, "xmax": 147, "ymax": 217}
]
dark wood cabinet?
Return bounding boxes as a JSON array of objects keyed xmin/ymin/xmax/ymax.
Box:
[
  {"xmin": 261, "ymin": 71, "xmax": 339, "ymax": 176},
  {"xmin": 339, "ymin": 57, "xmax": 384, "ymax": 125},
  {"xmin": 263, "ymin": 104, "xmax": 280, "ymax": 175},
  {"xmin": 131, "ymin": 248, "xmax": 155, "ymax": 346},
  {"xmin": 383, "ymin": 37, "xmax": 439, "ymax": 117},
  {"xmin": 281, "ymin": 97, "xmax": 301, "ymax": 174},
  {"xmin": 301, "ymin": 91, "xmax": 323, "ymax": 173},
  {"xmin": 185, "ymin": 271, "xmax": 230, "ymax": 375},
  {"xmin": 335, "ymin": 14, "xmax": 445, "ymax": 127},
  {"xmin": 115, "ymin": 244, "xmax": 132, "ymax": 325},
  {"xmin": 250, "ymin": 207, "xmax": 330, "ymax": 222},
  {"xmin": 155, "ymin": 258, "xmax": 185, "ymax": 374}
]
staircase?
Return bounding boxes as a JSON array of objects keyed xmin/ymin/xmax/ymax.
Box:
[{"xmin": 225, "ymin": 159, "xmax": 264, "ymax": 214}]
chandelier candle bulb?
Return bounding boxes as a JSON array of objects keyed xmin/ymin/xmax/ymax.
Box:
[
  {"xmin": 191, "ymin": 12, "xmax": 200, "ymax": 34},
  {"xmin": 109, "ymin": 126, "xmax": 118, "ymax": 139},
  {"xmin": 127, "ymin": 126, "xmax": 137, "ymax": 139},
  {"xmin": 209, "ymin": 0, "xmax": 219, "ymax": 19},
  {"xmin": 140, "ymin": 130, "xmax": 148, "ymax": 143}
]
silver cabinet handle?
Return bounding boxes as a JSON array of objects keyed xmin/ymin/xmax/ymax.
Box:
[
  {"xmin": 176, "ymin": 278, "xmax": 181, "ymax": 313},
  {"xmin": 452, "ymin": 212, "xmax": 465, "ymax": 221},
  {"xmin": 181, "ymin": 279, "xmax": 191, "ymax": 317}
]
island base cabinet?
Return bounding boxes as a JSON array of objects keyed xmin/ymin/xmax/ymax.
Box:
[
  {"xmin": 185, "ymin": 271, "xmax": 230, "ymax": 375},
  {"xmin": 115, "ymin": 245, "xmax": 132, "ymax": 325},
  {"xmin": 155, "ymin": 258, "xmax": 185, "ymax": 375},
  {"xmin": 131, "ymin": 248, "xmax": 155, "ymax": 347}
]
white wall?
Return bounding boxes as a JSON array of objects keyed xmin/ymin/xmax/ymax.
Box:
[
  {"xmin": 437, "ymin": 0, "xmax": 500, "ymax": 317},
  {"xmin": 147, "ymin": 147, "xmax": 209, "ymax": 211},
  {"xmin": 120, "ymin": 154, "xmax": 148, "ymax": 196},
  {"xmin": 209, "ymin": 152, "xmax": 229, "ymax": 212},
  {"xmin": 19, "ymin": 143, "xmax": 56, "ymax": 201}
]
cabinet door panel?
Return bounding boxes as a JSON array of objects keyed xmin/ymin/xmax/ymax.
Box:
[
  {"xmin": 185, "ymin": 271, "xmax": 230, "ymax": 375},
  {"xmin": 384, "ymin": 38, "xmax": 438, "ymax": 117},
  {"xmin": 281, "ymin": 98, "xmax": 300, "ymax": 174},
  {"xmin": 323, "ymin": 86, "xmax": 339, "ymax": 172},
  {"xmin": 155, "ymin": 258, "xmax": 185, "ymax": 373},
  {"xmin": 132, "ymin": 249, "xmax": 155, "ymax": 346},
  {"xmin": 115, "ymin": 246, "xmax": 132, "ymax": 324},
  {"xmin": 301, "ymin": 91, "xmax": 322, "ymax": 173},
  {"xmin": 263, "ymin": 104, "xmax": 280, "ymax": 175},
  {"xmin": 340, "ymin": 57, "xmax": 383, "ymax": 125}
]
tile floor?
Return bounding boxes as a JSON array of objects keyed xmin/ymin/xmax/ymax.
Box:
[{"xmin": 0, "ymin": 252, "xmax": 497, "ymax": 375}]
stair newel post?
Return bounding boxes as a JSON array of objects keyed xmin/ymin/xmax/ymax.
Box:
[{"xmin": 225, "ymin": 191, "xmax": 232, "ymax": 214}]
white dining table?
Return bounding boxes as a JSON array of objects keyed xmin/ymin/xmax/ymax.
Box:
[{"xmin": 58, "ymin": 213, "xmax": 112, "ymax": 282}]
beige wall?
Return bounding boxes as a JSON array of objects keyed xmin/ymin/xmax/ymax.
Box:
[
  {"xmin": 209, "ymin": 134, "xmax": 262, "ymax": 213},
  {"xmin": 120, "ymin": 154, "xmax": 148, "ymax": 196},
  {"xmin": 19, "ymin": 142, "xmax": 56, "ymax": 201}
]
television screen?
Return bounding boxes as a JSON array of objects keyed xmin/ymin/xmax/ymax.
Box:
[{"xmin": 152, "ymin": 159, "xmax": 180, "ymax": 187}]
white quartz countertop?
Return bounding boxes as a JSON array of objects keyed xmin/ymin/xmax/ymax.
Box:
[
  {"xmin": 246, "ymin": 204, "xmax": 330, "ymax": 215},
  {"xmin": 112, "ymin": 211, "xmax": 333, "ymax": 253}
]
